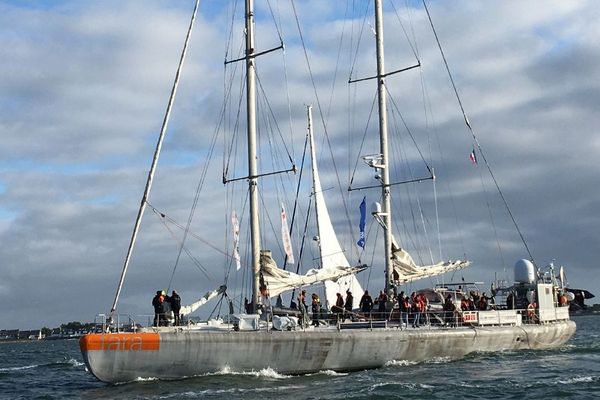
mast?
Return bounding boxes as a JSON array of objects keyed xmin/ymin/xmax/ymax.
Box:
[
  {"xmin": 109, "ymin": 0, "xmax": 200, "ymax": 315},
  {"xmin": 245, "ymin": 0, "xmax": 261, "ymax": 312},
  {"xmin": 374, "ymin": 0, "xmax": 394, "ymax": 295}
]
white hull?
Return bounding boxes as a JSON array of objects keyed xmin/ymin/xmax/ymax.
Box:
[{"xmin": 80, "ymin": 320, "xmax": 575, "ymax": 383}]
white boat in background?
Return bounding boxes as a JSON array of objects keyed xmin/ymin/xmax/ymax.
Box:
[{"xmin": 80, "ymin": 0, "xmax": 575, "ymax": 384}]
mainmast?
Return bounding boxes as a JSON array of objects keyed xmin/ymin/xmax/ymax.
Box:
[
  {"xmin": 245, "ymin": 0, "xmax": 261, "ymax": 312},
  {"xmin": 373, "ymin": 0, "xmax": 394, "ymax": 295}
]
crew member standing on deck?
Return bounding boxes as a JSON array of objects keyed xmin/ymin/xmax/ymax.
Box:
[
  {"xmin": 332, "ymin": 292, "xmax": 345, "ymax": 321},
  {"xmin": 298, "ymin": 290, "xmax": 309, "ymax": 327},
  {"xmin": 152, "ymin": 290, "xmax": 165, "ymax": 327},
  {"xmin": 377, "ymin": 290, "xmax": 388, "ymax": 318},
  {"xmin": 311, "ymin": 293, "xmax": 321, "ymax": 326},
  {"xmin": 170, "ymin": 290, "xmax": 182, "ymax": 326},
  {"xmin": 344, "ymin": 290, "xmax": 354, "ymax": 320},
  {"xmin": 359, "ymin": 290, "xmax": 373, "ymax": 315}
]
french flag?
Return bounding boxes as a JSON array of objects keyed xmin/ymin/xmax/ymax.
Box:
[{"xmin": 469, "ymin": 148, "xmax": 477, "ymax": 165}]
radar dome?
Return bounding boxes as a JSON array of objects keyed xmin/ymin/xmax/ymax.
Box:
[{"xmin": 514, "ymin": 259, "xmax": 535, "ymax": 284}]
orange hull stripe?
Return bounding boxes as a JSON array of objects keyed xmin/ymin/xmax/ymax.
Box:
[{"xmin": 80, "ymin": 333, "xmax": 160, "ymax": 351}]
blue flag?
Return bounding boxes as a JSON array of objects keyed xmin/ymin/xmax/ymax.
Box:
[{"xmin": 357, "ymin": 196, "xmax": 366, "ymax": 249}]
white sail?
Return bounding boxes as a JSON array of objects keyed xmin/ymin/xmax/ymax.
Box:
[
  {"xmin": 391, "ymin": 237, "xmax": 469, "ymax": 284},
  {"xmin": 260, "ymin": 251, "xmax": 366, "ymax": 299},
  {"xmin": 179, "ymin": 285, "xmax": 227, "ymax": 316},
  {"xmin": 308, "ymin": 107, "xmax": 365, "ymax": 308}
]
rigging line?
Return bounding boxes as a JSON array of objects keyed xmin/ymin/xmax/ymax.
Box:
[
  {"xmin": 324, "ymin": 0, "xmax": 351, "ymax": 122},
  {"xmin": 224, "ymin": 189, "xmax": 250, "ymax": 288},
  {"xmin": 366, "ymin": 217, "xmax": 380, "ymax": 291},
  {"xmin": 167, "ymin": 93, "xmax": 222, "ymax": 291},
  {"xmin": 110, "ymin": 0, "xmax": 200, "ymax": 315},
  {"xmin": 421, "ymin": 73, "xmax": 467, "ymax": 259},
  {"xmin": 291, "ymin": 0, "xmax": 356, "ymax": 260},
  {"xmin": 422, "ymin": 0, "xmax": 535, "ymax": 264},
  {"xmin": 476, "ymin": 158, "xmax": 508, "ymax": 271},
  {"xmin": 277, "ymin": 2, "xmax": 296, "ymax": 163},
  {"xmin": 258, "ymin": 184, "xmax": 286, "ymax": 258},
  {"xmin": 255, "ymin": 71, "xmax": 295, "ymax": 165},
  {"xmin": 348, "ymin": 90, "xmax": 378, "ymax": 188},
  {"xmin": 253, "ymin": 89, "xmax": 296, "ymax": 235},
  {"xmin": 432, "ymin": 167, "xmax": 442, "ymax": 261},
  {"xmin": 282, "ymin": 133, "xmax": 309, "ymax": 270},
  {"xmin": 387, "ymin": 99, "xmax": 433, "ymax": 266},
  {"xmin": 222, "ymin": 48, "xmax": 244, "ymax": 178},
  {"xmin": 393, "ymin": 183, "xmax": 422, "ymax": 263},
  {"xmin": 265, "ymin": 0, "xmax": 284, "ymax": 42},
  {"xmin": 290, "ymin": 196, "xmax": 312, "ymax": 307},
  {"xmin": 223, "ymin": 60, "xmax": 246, "ymax": 182},
  {"xmin": 416, "ymin": 51, "xmax": 446, "ymax": 261},
  {"xmin": 147, "ymin": 203, "xmax": 234, "ymax": 261},
  {"xmin": 389, "ymin": 0, "xmax": 420, "ymax": 62},
  {"xmin": 150, "ymin": 206, "xmax": 212, "ymax": 280},
  {"xmin": 348, "ymin": 0, "xmax": 372, "ymax": 84},
  {"xmin": 224, "ymin": 0, "xmax": 239, "ymax": 62},
  {"xmin": 404, "ymin": 0, "xmax": 422, "ymax": 61},
  {"xmin": 386, "ymin": 85, "xmax": 432, "ymax": 174}
]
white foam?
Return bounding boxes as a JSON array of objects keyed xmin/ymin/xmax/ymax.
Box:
[
  {"xmin": 557, "ymin": 376, "xmax": 595, "ymax": 384},
  {"xmin": 65, "ymin": 358, "xmax": 84, "ymax": 367},
  {"xmin": 307, "ymin": 369, "xmax": 349, "ymax": 376},
  {"xmin": 385, "ymin": 359, "xmax": 417, "ymax": 367},
  {"xmin": 210, "ymin": 366, "xmax": 290, "ymax": 379},
  {"xmin": 0, "ymin": 364, "xmax": 38, "ymax": 372},
  {"xmin": 133, "ymin": 376, "xmax": 159, "ymax": 382},
  {"xmin": 425, "ymin": 356, "xmax": 453, "ymax": 364}
]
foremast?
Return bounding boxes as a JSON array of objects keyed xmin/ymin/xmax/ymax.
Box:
[
  {"xmin": 109, "ymin": 0, "xmax": 200, "ymax": 316},
  {"xmin": 245, "ymin": 0, "xmax": 261, "ymax": 312},
  {"xmin": 373, "ymin": 0, "xmax": 394, "ymax": 296}
]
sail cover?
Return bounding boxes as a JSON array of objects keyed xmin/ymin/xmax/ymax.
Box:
[
  {"xmin": 260, "ymin": 251, "xmax": 367, "ymax": 299},
  {"xmin": 391, "ymin": 238, "xmax": 469, "ymax": 284}
]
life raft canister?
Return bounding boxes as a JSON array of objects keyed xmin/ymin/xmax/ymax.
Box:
[
  {"xmin": 559, "ymin": 295, "xmax": 568, "ymax": 306},
  {"xmin": 527, "ymin": 302, "xmax": 537, "ymax": 318}
]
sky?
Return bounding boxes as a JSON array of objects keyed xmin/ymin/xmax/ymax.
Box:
[{"xmin": 1, "ymin": 0, "xmax": 599, "ymax": 330}]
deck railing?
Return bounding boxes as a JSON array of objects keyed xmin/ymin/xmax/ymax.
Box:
[{"xmin": 90, "ymin": 304, "xmax": 570, "ymax": 333}]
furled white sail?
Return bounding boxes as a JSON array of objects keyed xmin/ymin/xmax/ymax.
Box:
[
  {"xmin": 179, "ymin": 285, "xmax": 227, "ymax": 316},
  {"xmin": 391, "ymin": 238, "xmax": 469, "ymax": 284},
  {"xmin": 308, "ymin": 107, "xmax": 365, "ymax": 308},
  {"xmin": 260, "ymin": 251, "xmax": 367, "ymax": 299}
]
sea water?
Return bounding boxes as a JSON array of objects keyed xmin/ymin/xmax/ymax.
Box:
[{"xmin": 1, "ymin": 315, "xmax": 598, "ymax": 399}]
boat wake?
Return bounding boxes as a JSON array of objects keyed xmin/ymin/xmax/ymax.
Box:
[
  {"xmin": 0, "ymin": 364, "xmax": 38, "ymax": 372},
  {"xmin": 0, "ymin": 358, "xmax": 84, "ymax": 373}
]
